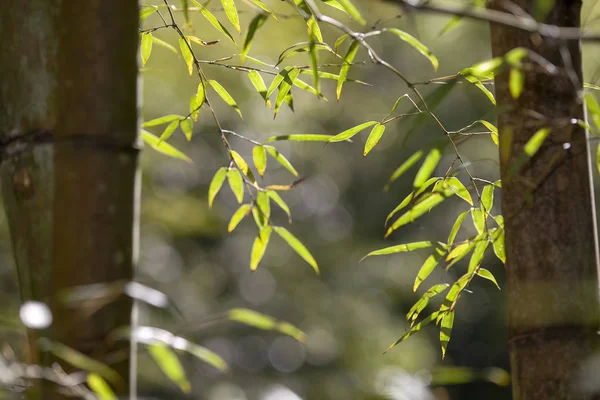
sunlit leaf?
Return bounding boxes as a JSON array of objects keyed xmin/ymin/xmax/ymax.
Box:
[
  {"xmin": 267, "ymin": 134, "xmax": 334, "ymax": 142},
  {"xmin": 141, "ymin": 33, "xmax": 153, "ymax": 66},
  {"xmin": 208, "ymin": 167, "xmax": 228, "ymax": 208},
  {"xmin": 414, "ymin": 246, "xmax": 446, "ymax": 292},
  {"xmin": 509, "ymin": 68, "xmax": 525, "ymax": 99},
  {"xmin": 438, "ymin": 273, "xmax": 471, "ymax": 318},
  {"xmin": 321, "ymin": 0, "xmax": 350, "ymax": 15},
  {"xmin": 361, "ymin": 241, "xmax": 435, "ymax": 261},
  {"xmin": 220, "ymin": 0, "xmax": 240, "ymax": 32},
  {"xmin": 152, "ymin": 37, "xmax": 178, "ymax": 54},
  {"xmin": 230, "ymin": 150, "xmax": 250, "ymax": 177},
  {"xmin": 307, "ymin": 17, "xmax": 320, "ymax": 94},
  {"xmin": 276, "ymin": 42, "xmax": 336, "ymax": 66},
  {"xmin": 334, "ymin": 33, "xmax": 350, "ymax": 53},
  {"xmin": 504, "ymin": 47, "xmax": 528, "ymax": 66},
  {"xmin": 406, "ymin": 283, "xmax": 449, "ymax": 324},
  {"xmin": 143, "ymin": 115, "xmax": 183, "ymax": 127},
  {"xmin": 491, "ymin": 228, "xmax": 506, "ymax": 263},
  {"xmin": 208, "ymin": 80, "xmax": 243, "ymax": 119},
  {"xmin": 387, "ymin": 28, "xmax": 438, "ymax": 71},
  {"xmin": 414, "ymin": 148, "xmax": 442, "ymax": 188},
  {"xmin": 477, "ymin": 268, "xmax": 501, "ymax": 289},
  {"xmin": 385, "ymin": 177, "xmax": 440, "ymax": 225},
  {"xmin": 337, "ymin": 40, "xmax": 360, "ymax": 100},
  {"xmin": 180, "ymin": 118, "xmax": 193, "ymax": 141},
  {"xmin": 267, "ymin": 191, "xmax": 292, "ymax": 223},
  {"xmin": 463, "ymin": 75, "xmax": 496, "ymax": 104},
  {"xmin": 158, "ymin": 120, "xmax": 179, "ymax": 143},
  {"xmin": 585, "ymin": 93, "xmax": 600, "ymax": 129},
  {"xmin": 192, "ymin": 0, "xmax": 236, "ymax": 44},
  {"xmin": 141, "ymin": 130, "xmax": 192, "ymax": 163},
  {"xmin": 242, "ymin": 14, "xmax": 268, "ymax": 62},
  {"xmin": 252, "ymin": 146, "xmax": 267, "ymax": 176},
  {"xmin": 247, "ymin": 70, "xmax": 271, "ymax": 108},
  {"xmin": 228, "ymin": 204, "xmax": 252, "ymax": 232},
  {"xmin": 227, "ymin": 169, "xmax": 244, "ymax": 203},
  {"xmin": 275, "ymin": 68, "xmax": 301, "ymax": 118},
  {"xmin": 189, "ymin": 93, "xmax": 202, "ymax": 121},
  {"xmin": 329, "ymin": 121, "xmax": 378, "ymax": 142},
  {"xmin": 585, "ymin": 83, "xmax": 600, "ymax": 91},
  {"xmin": 248, "ymin": 0, "xmax": 276, "ymax": 17},
  {"xmin": 363, "ymin": 124, "xmax": 386, "ymax": 156},
  {"xmin": 178, "ymin": 37, "xmax": 194, "ymax": 75},
  {"xmin": 148, "ymin": 344, "xmax": 190, "ymax": 394},
  {"xmin": 293, "ymin": 78, "xmax": 326, "ymax": 99},
  {"xmin": 481, "ymin": 185, "xmax": 494, "ymax": 212},
  {"xmin": 440, "ymin": 310, "xmax": 455, "ymax": 359},
  {"xmin": 140, "ymin": 5, "xmax": 159, "ymax": 21},
  {"xmin": 447, "ymin": 210, "xmax": 468, "ymax": 246},
  {"xmin": 445, "ymin": 177, "xmax": 473, "ymax": 205},
  {"xmin": 336, "ymin": 0, "xmax": 366, "ymax": 24},
  {"xmin": 524, "ymin": 127, "xmax": 551, "ymax": 156},
  {"xmin": 228, "ymin": 308, "xmax": 306, "ymax": 342},
  {"xmin": 264, "ymin": 146, "xmax": 298, "ymax": 176},
  {"xmin": 467, "ymin": 240, "xmax": 489, "ymax": 273},
  {"xmin": 251, "ymin": 226, "xmax": 273, "ymax": 270},
  {"xmin": 471, "ymin": 207, "xmax": 485, "ymax": 234},
  {"xmin": 274, "ymin": 226, "xmax": 319, "ymax": 274},
  {"xmin": 87, "ymin": 374, "xmax": 117, "ymax": 400},
  {"xmin": 385, "ymin": 312, "xmax": 440, "ymax": 353},
  {"xmin": 462, "ymin": 57, "xmax": 503, "ymax": 79},
  {"xmin": 385, "ymin": 150, "xmax": 424, "ymax": 190}
]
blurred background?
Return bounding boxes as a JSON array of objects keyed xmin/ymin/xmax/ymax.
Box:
[{"xmin": 2, "ymin": 0, "xmax": 600, "ymax": 399}]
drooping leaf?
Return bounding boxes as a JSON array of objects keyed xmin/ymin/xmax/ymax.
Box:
[
  {"xmin": 220, "ymin": 0, "xmax": 240, "ymax": 32},
  {"xmin": 158, "ymin": 120, "xmax": 179, "ymax": 143},
  {"xmin": 586, "ymin": 93, "xmax": 600, "ymax": 129},
  {"xmin": 445, "ymin": 177, "xmax": 473, "ymax": 205},
  {"xmin": 189, "ymin": 94, "xmax": 202, "ymax": 121},
  {"xmin": 307, "ymin": 17, "xmax": 320, "ymax": 94},
  {"xmin": 251, "ymin": 226, "xmax": 273, "ymax": 270},
  {"xmin": 208, "ymin": 167, "xmax": 228, "ymax": 208},
  {"xmin": 141, "ymin": 130, "xmax": 192, "ymax": 163},
  {"xmin": 363, "ymin": 124, "xmax": 386, "ymax": 156},
  {"xmin": 178, "ymin": 37, "xmax": 194, "ymax": 75},
  {"xmin": 385, "ymin": 150, "xmax": 424, "ymax": 190},
  {"xmin": 414, "ymin": 148, "xmax": 442, "ymax": 188},
  {"xmin": 361, "ymin": 241, "xmax": 435, "ymax": 261},
  {"xmin": 274, "ymin": 68, "xmax": 301, "ymax": 118},
  {"xmin": 524, "ymin": 127, "xmax": 551, "ymax": 156},
  {"xmin": 385, "ymin": 177, "xmax": 440, "ymax": 225},
  {"xmin": 509, "ymin": 68, "xmax": 525, "ymax": 99},
  {"xmin": 477, "ymin": 268, "xmax": 501, "ymax": 289},
  {"xmin": 267, "ymin": 191, "xmax": 292, "ymax": 223},
  {"xmin": 248, "ymin": 0, "xmax": 276, "ymax": 16},
  {"xmin": 462, "ymin": 57, "xmax": 503, "ymax": 80},
  {"xmin": 141, "ymin": 33, "xmax": 153, "ymax": 66},
  {"xmin": 440, "ymin": 310, "xmax": 455, "ymax": 359},
  {"xmin": 253, "ymin": 146, "xmax": 267, "ymax": 176},
  {"xmin": 328, "ymin": 121, "xmax": 378, "ymax": 142},
  {"xmin": 227, "ymin": 169, "xmax": 244, "ymax": 203},
  {"xmin": 242, "ymin": 14, "xmax": 268, "ymax": 62},
  {"xmin": 230, "ymin": 150, "xmax": 250, "ymax": 176},
  {"xmin": 152, "ymin": 37, "xmax": 178, "ymax": 53},
  {"xmin": 274, "ymin": 226, "xmax": 319, "ymax": 274},
  {"xmin": 181, "ymin": 0, "xmax": 190, "ymax": 24},
  {"xmin": 463, "ymin": 75, "xmax": 496, "ymax": 104},
  {"xmin": 208, "ymin": 80, "xmax": 243, "ymax": 119},
  {"xmin": 247, "ymin": 70, "xmax": 271, "ymax": 108},
  {"xmin": 192, "ymin": 0, "xmax": 236, "ymax": 44},
  {"xmin": 491, "ymin": 228, "xmax": 506, "ymax": 263},
  {"xmin": 438, "ymin": 273, "xmax": 472, "ymax": 318},
  {"xmin": 471, "ymin": 207, "xmax": 485, "ymax": 234},
  {"xmin": 387, "ymin": 28, "xmax": 438, "ymax": 71},
  {"xmin": 406, "ymin": 283, "xmax": 449, "ymax": 324},
  {"xmin": 414, "ymin": 246, "xmax": 446, "ymax": 292},
  {"xmin": 267, "ymin": 134, "xmax": 334, "ymax": 142},
  {"xmin": 337, "ymin": 40, "xmax": 360, "ymax": 100},
  {"xmin": 481, "ymin": 185, "xmax": 494, "ymax": 212},
  {"xmin": 385, "ymin": 312, "xmax": 440, "ymax": 353},
  {"xmin": 267, "ymin": 66, "xmax": 295, "ymax": 98},
  {"xmin": 228, "ymin": 204, "xmax": 252, "ymax": 232},
  {"xmin": 143, "ymin": 115, "xmax": 183, "ymax": 127},
  {"xmin": 180, "ymin": 118, "xmax": 193, "ymax": 141},
  {"xmin": 322, "ymin": 0, "xmax": 351, "ymax": 15},
  {"xmin": 148, "ymin": 344, "xmax": 191, "ymax": 394},
  {"xmin": 447, "ymin": 210, "xmax": 469, "ymax": 246},
  {"xmin": 467, "ymin": 240, "xmax": 489, "ymax": 273},
  {"xmin": 228, "ymin": 308, "xmax": 306, "ymax": 342},
  {"xmin": 140, "ymin": 5, "xmax": 159, "ymax": 21},
  {"xmin": 336, "ymin": 0, "xmax": 366, "ymax": 24},
  {"xmin": 276, "ymin": 42, "xmax": 336, "ymax": 66},
  {"xmin": 334, "ymin": 33, "xmax": 350, "ymax": 53},
  {"xmin": 504, "ymin": 47, "xmax": 528, "ymax": 66},
  {"xmin": 264, "ymin": 146, "xmax": 298, "ymax": 176},
  {"xmin": 87, "ymin": 374, "xmax": 117, "ymax": 400},
  {"xmin": 293, "ymin": 78, "xmax": 326, "ymax": 99}
]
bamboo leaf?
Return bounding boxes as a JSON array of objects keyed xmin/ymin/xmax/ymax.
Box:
[
  {"xmin": 481, "ymin": 185, "xmax": 494, "ymax": 212},
  {"xmin": 251, "ymin": 226, "xmax": 272, "ymax": 270},
  {"xmin": 141, "ymin": 130, "xmax": 191, "ymax": 163},
  {"xmin": 242, "ymin": 14, "xmax": 268, "ymax": 62},
  {"xmin": 152, "ymin": 37, "xmax": 178, "ymax": 53},
  {"xmin": 158, "ymin": 120, "xmax": 179, "ymax": 143},
  {"xmin": 87, "ymin": 374, "xmax": 117, "ymax": 400},
  {"xmin": 586, "ymin": 93, "xmax": 600, "ymax": 129},
  {"xmin": 385, "ymin": 177, "xmax": 440, "ymax": 225},
  {"xmin": 414, "ymin": 246, "xmax": 446, "ymax": 292},
  {"xmin": 178, "ymin": 37, "xmax": 194, "ymax": 75},
  {"xmin": 307, "ymin": 17, "xmax": 320, "ymax": 94},
  {"xmin": 148, "ymin": 344, "xmax": 190, "ymax": 394},
  {"xmin": 264, "ymin": 146, "xmax": 298, "ymax": 176},
  {"xmin": 440, "ymin": 310, "xmax": 455, "ymax": 359},
  {"xmin": 248, "ymin": 0, "xmax": 276, "ymax": 16},
  {"xmin": 467, "ymin": 240, "xmax": 489, "ymax": 273},
  {"xmin": 143, "ymin": 115, "xmax": 183, "ymax": 127},
  {"xmin": 180, "ymin": 118, "xmax": 193, "ymax": 141},
  {"xmin": 267, "ymin": 66, "xmax": 294, "ymax": 98},
  {"xmin": 463, "ymin": 75, "xmax": 496, "ymax": 104},
  {"xmin": 337, "ymin": 40, "xmax": 360, "ymax": 100},
  {"xmin": 363, "ymin": 124, "xmax": 386, "ymax": 156},
  {"xmin": 471, "ymin": 207, "xmax": 485, "ymax": 234},
  {"xmin": 228, "ymin": 308, "xmax": 306, "ymax": 342},
  {"xmin": 274, "ymin": 226, "xmax": 319, "ymax": 274},
  {"xmin": 336, "ymin": 0, "xmax": 366, "ymax": 24},
  {"xmin": 509, "ymin": 68, "xmax": 525, "ymax": 99},
  {"xmin": 477, "ymin": 268, "xmax": 501, "ymax": 289},
  {"xmin": 491, "ymin": 228, "xmax": 506, "ymax": 263},
  {"xmin": 385, "ymin": 312, "xmax": 440, "ymax": 353},
  {"xmin": 322, "ymin": 0, "xmax": 350, "ymax": 15},
  {"xmin": 228, "ymin": 204, "xmax": 252, "ymax": 232},
  {"xmin": 140, "ymin": 5, "xmax": 159, "ymax": 21},
  {"xmin": 267, "ymin": 134, "xmax": 334, "ymax": 142},
  {"xmin": 414, "ymin": 148, "xmax": 442, "ymax": 188},
  {"xmin": 524, "ymin": 127, "xmax": 551, "ymax": 156},
  {"xmin": 220, "ymin": 0, "xmax": 240, "ymax": 32},
  {"xmin": 193, "ymin": 0, "xmax": 237, "ymax": 44},
  {"xmin": 247, "ymin": 70, "xmax": 271, "ymax": 108},
  {"xmin": 387, "ymin": 28, "xmax": 438, "ymax": 71},
  {"xmin": 141, "ymin": 33, "xmax": 153, "ymax": 66},
  {"xmin": 361, "ymin": 241, "xmax": 435, "ymax": 261},
  {"xmin": 445, "ymin": 177, "xmax": 473, "ymax": 205},
  {"xmin": 447, "ymin": 210, "xmax": 469, "ymax": 246},
  {"xmin": 208, "ymin": 80, "xmax": 243, "ymax": 119},
  {"xmin": 385, "ymin": 150, "xmax": 424, "ymax": 190},
  {"xmin": 208, "ymin": 167, "xmax": 228, "ymax": 208},
  {"xmin": 227, "ymin": 169, "xmax": 244, "ymax": 203},
  {"xmin": 406, "ymin": 283, "xmax": 449, "ymax": 324},
  {"xmin": 253, "ymin": 146, "xmax": 267, "ymax": 176},
  {"xmin": 267, "ymin": 190, "xmax": 292, "ymax": 223},
  {"xmin": 274, "ymin": 68, "xmax": 301, "ymax": 118},
  {"xmin": 329, "ymin": 121, "xmax": 378, "ymax": 142}
]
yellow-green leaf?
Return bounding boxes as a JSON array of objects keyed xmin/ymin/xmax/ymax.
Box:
[
  {"xmin": 267, "ymin": 190, "xmax": 292, "ymax": 223},
  {"xmin": 471, "ymin": 207, "xmax": 485, "ymax": 234},
  {"xmin": 491, "ymin": 228, "xmax": 506, "ymax": 263},
  {"xmin": 387, "ymin": 28, "xmax": 438, "ymax": 71},
  {"xmin": 152, "ymin": 37, "xmax": 178, "ymax": 53},
  {"xmin": 221, "ymin": 0, "xmax": 240, "ymax": 32},
  {"xmin": 248, "ymin": 0, "xmax": 276, "ymax": 17},
  {"xmin": 178, "ymin": 37, "xmax": 194, "ymax": 75},
  {"xmin": 414, "ymin": 148, "xmax": 442, "ymax": 188},
  {"xmin": 385, "ymin": 150, "xmax": 424, "ymax": 190},
  {"xmin": 524, "ymin": 127, "xmax": 551, "ymax": 156},
  {"xmin": 445, "ymin": 177, "xmax": 472, "ymax": 205},
  {"xmin": 363, "ymin": 124, "xmax": 386, "ymax": 156},
  {"xmin": 447, "ymin": 210, "xmax": 469, "ymax": 246},
  {"xmin": 253, "ymin": 146, "xmax": 267, "ymax": 176},
  {"xmin": 141, "ymin": 33, "xmax": 153, "ymax": 66},
  {"xmin": 336, "ymin": 0, "xmax": 366, "ymax": 24},
  {"xmin": 227, "ymin": 169, "xmax": 244, "ymax": 203},
  {"xmin": 385, "ymin": 178, "xmax": 440, "ymax": 225},
  {"xmin": 242, "ymin": 14, "xmax": 268, "ymax": 62},
  {"xmin": 440, "ymin": 310, "xmax": 455, "ymax": 359},
  {"xmin": 158, "ymin": 120, "xmax": 179, "ymax": 143},
  {"xmin": 467, "ymin": 240, "xmax": 489, "ymax": 273},
  {"xmin": 208, "ymin": 80, "xmax": 243, "ymax": 119},
  {"xmin": 337, "ymin": 40, "xmax": 360, "ymax": 100},
  {"xmin": 362, "ymin": 241, "xmax": 435, "ymax": 261},
  {"xmin": 228, "ymin": 308, "xmax": 306, "ymax": 342},
  {"xmin": 274, "ymin": 226, "xmax": 319, "ymax": 274},
  {"xmin": 141, "ymin": 130, "xmax": 191, "ymax": 163},
  {"xmin": 267, "ymin": 66, "xmax": 295, "ymax": 98},
  {"xmin": 482, "ymin": 185, "xmax": 494, "ymax": 212},
  {"xmin": 406, "ymin": 284, "xmax": 449, "ymax": 325},
  {"xmin": 180, "ymin": 118, "xmax": 193, "ymax": 141},
  {"xmin": 87, "ymin": 374, "xmax": 117, "ymax": 400},
  {"xmin": 275, "ymin": 68, "xmax": 301, "ymax": 118},
  {"xmin": 267, "ymin": 134, "xmax": 335, "ymax": 142},
  {"xmin": 231, "ymin": 150, "xmax": 250, "ymax": 176},
  {"xmin": 477, "ymin": 268, "xmax": 500, "ymax": 289},
  {"xmin": 385, "ymin": 312, "xmax": 440, "ymax": 353},
  {"xmin": 192, "ymin": 0, "xmax": 236, "ymax": 44},
  {"xmin": 586, "ymin": 93, "xmax": 600, "ymax": 129},
  {"xmin": 208, "ymin": 167, "xmax": 228, "ymax": 208},
  {"xmin": 251, "ymin": 226, "xmax": 272, "ymax": 270},
  {"xmin": 509, "ymin": 68, "xmax": 525, "ymax": 99},
  {"xmin": 143, "ymin": 114, "xmax": 182, "ymax": 127},
  {"xmin": 307, "ymin": 17, "xmax": 320, "ymax": 94},
  {"xmin": 229, "ymin": 204, "xmax": 252, "ymax": 232},
  {"xmin": 463, "ymin": 74, "xmax": 496, "ymax": 104},
  {"xmin": 264, "ymin": 146, "xmax": 298, "ymax": 176},
  {"xmin": 247, "ymin": 70, "xmax": 271, "ymax": 108},
  {"xmin": 148, "ymin": 344, "xmax": 190, "ymax": 394},
  {"xmin": 414, "ymin": 246, "xmax": 446, "ymax": 292},
  {"xmin": 140, "ymin": 5, "xmax": 159, "ymax": 21},
  {"xmin": 329, "ymin": 121, "xmax": 378, "ymax": 142}
]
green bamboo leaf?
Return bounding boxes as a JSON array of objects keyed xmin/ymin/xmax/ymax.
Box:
[
  {"xmin": 491, "ymin": 228, "xmax": 506, "ymax": 263},
  {"xmin": 189, "ymin": 93, "xmax": 202, "ymax": 122},
  {"xmin": 387, "ymin": 28, "xmax": 438, "ymax": 71},
  {"xmin": 509, "ymin": 68, "xmax": 525, "ymax": 99},
  {"xmin": 334, "ymin": 33, "xmax": 350, "ymax": 53},
  {"xmin": 275, "ymin": 68, "xmax": 301, "ymax": 118},
  {"xmin": 192, "ymin": 0, "xmax": 236, "ymax": 44},
  {"xmin": 228, "ymin": 204, "xmax": 252, "ymax": 232},
  {"xmin": 228, "ymin": 308, "xmax": 306, "ymax": 342},
  {"xmin": 140, "ymin": 5, "xmax": 159, "ymax": 21},
  {"xmin": 584, "ymin": 83, "xmax": 600, "ymax": 91},
  {"xmin": 141, "ymin": 33, "xmax": 153, "ymax": 66},
  {"xmin": 597, "ymin": 143, "xmax": 600, "ymax": 176},
  {"xmin": 274, "ymin": 226, "xmax": 319, "ymax": 274},
  {"xmin": 227, "ymin": 169, "xmax": 244, "ymax": 203},
  {"xmin": 463, "ymin": 75, "xmax": 496, "ymax": 104},
  {"xmin": 321, "ymin": 0, "xmax": 350, "ymax": 15},
  {"xmin": 447, "ymin": 210, "xmax": 469, "ymax": 246},
  {"xmin": 143, "ymin": 114, "xmax": 183, "ymax": 127},
  {"xmin": 307, "ymin": 15, "xmax": 323, "ymax": 42},
  {"xmin": 439, "ymin": 15, "xmax": 463, "ymax": 36},
  {"xmin": 385, "ymin": 150, "xmax": 424, "ymax": 190},
  {"xmin": 253, "ymin": 146, "xmax": 267, "ymax": 176},
  {"xmin": 406, "ymin": 283, "xmax": 449, "ymax": 324},
  {"xmin": 284, "ymin": 91, "xmax": 294, "ymax": 111},
  {"xmin": 158, "ymin": 120, "xmax": 179, "ymax": 143},
  {"xmin": 385, "ymin": 312, "xmax": 440, "ymax": 353},
  {"xmin": 208, "ymin": 80, "xmax": 243, "ymax": 119},
  {"xmin": 462, "ymin": 57, "xmax": 503, "ymax": 79},
  {"xmin": 293, "ymin": 78, "xmax": 326, "ymax": 99},
  {"xmin": 414, "ymin": 148, "xmax": 442, "ymax": 188},
  {"xmin": 446, "ymin": 241, "xmax": 477, "ymax": 271},
  {"xmin": 329, "ymin": 121, "xmax": 378, "ymax": 142},
  {"xmin": 242, "ymin": 14, "xmax": 268, "ymax": 62},
  {"xmin": 477, "ymin": 268, "xmax": 501, "ymax": 289},
  {"xmin": 467, "ymin": 240, "xmax": 489, "ymax": 273},
  {"xmin": 180, "ymin": 118, "xmax": 193, "ymax": 141},
  {"xmin": 152, "ymin": 37, "xmax": 178, "ymax": 53},
  {"xmin": 276, "ymin": 43, "xmax": 336, "ymax": 66},
  {"xmin": 264, "ymin": 146, "xmax": 298, "ymax": 176},
  {"xmin": 336, "ymin": 0, "xmax": 366, "ymax": 24},
  {"xmin": 267, "ymin": 134, "xmax": 334, "ymax": 142},
  {"xmin": 337, "ymin": 40, "xmax": 360, "ymax": 100},
  {"xmin": 440, "ymin": 310, "xmax": 455, "ymax": 359},
  {"xmin": 438, "ymin": 273, "xmax": 472, "ymax": 317},
  {"xmin": 445, "ymin": 177, "xmax": 473, "ymax": 205},
  {"xmin": 478, "ymin": 120, "xmax": 498, "ymax": 134},
  {"xmin": 471, "ymin": 207, "xmax": 485, "ymax": 234},
  {"xmin": 524, "ymin": 127, "xmax": 551, "ymax": 156},
  {"xmin": 385, "ymin": 177, "xmax": 440, "ymax": 225},
  {"xmin": 247, "ymin": 70, "xmax": 271, "ymax": 108},
  {"xmin": 267, "ymin": 190, "xmax": 292, "ymax": 223},
  {"xmin": 208, "ymin": 167, "xmax": 228, "ymax": 208},
  {"xmin": 586, "ymin": 93, "xmax": 600, "ymax": 129},
  {"xmin": 482, "ymin": 185, "xmax": 494, "ymax": 212},
  {"xmin": 505, "ymin": 47, "xmax": 528, "ymax": 66},
  {"xmin": 256, "ymin": 191, "xmax": 271, "ymax": 222},
  {"xmin": 141, "ymin": 130, "xmax": 192, "ymax": 163},
  {"xmin": 363, "ymin": 124, "xmax": 386, "ymax": 156},
  {"xmin": 220, "ymin": 0, "xmax": 240, "ymax": 32},
  {"xmin": 361, "ymin": 241, "xmax": 435, "ymax": 261},
  {"xmin": 148, "ymin": 344, "xmax": 190, "ymax": 394},
  {"xmin": 178, "ymin": 37, "xmax": 194, "ymax": 75},
  {"xmin": 307, "ymin": 17, "xmax": 320, "ymax": 95},
  {"xmin": 248, "ymin": 0, "xmax": 276, "ymax": 17},
  {"xmin": 251, "ymin": 226, "xmax": 272, "ymax": 270},
  {"xmin": 414, "ymin": 246, "xmax": 446, "ymax": 292},
  {"xmin": 87, "ymin": 374, "xmax": 117, "ymax": 400},
  {"xmin": 267, "ymin": 66, "xmax": 294, "ymax": 98}
]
